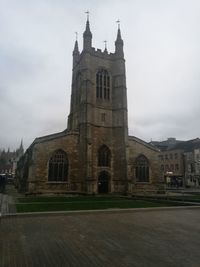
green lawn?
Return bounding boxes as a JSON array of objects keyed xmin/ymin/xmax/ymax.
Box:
[
  {"xmin": 17, "ymin": 196, "xmax": 123, "ymax": 203},
  {"xmin": 16, "ymin": 196, "xmax": 186, "ymax": 213},
  {"xmin": 133, "ymin": 194, "xmax": 200, "ymax": 203},
  {"xmin": 168, "ymin": 195, "xmax": 200, "ymax": 202}
]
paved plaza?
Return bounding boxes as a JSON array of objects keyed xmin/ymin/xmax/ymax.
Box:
[{"xmin": 1, "ymin": 207, "xmax": 200, "ymax": 267}]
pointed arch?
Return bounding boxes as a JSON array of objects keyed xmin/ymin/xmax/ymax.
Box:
[
  {"xmin": 48, "ymin": 150, "xmax": 68, "ymax": 182},
  {"xmin": 96, "ymin": 69, "xmax": 110, "ymax": 100},
  {"xmin": 98, "ymin": 171, "xmax": 110, "ymax": 193},
  {"xmin": 135, "ymin": 155, "xmax": 149, "ymax": 182},
  {"xmin": 98, "ymin": 145, "xmax": 111, "ymax": 167}
]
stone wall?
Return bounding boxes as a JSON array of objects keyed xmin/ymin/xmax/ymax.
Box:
[
  {"xmin": 27, "ymin": 132, "xmax": 82, "ymax": 194},
  {"xmin": 128, "ymin": 137, "xmax": 161, "ymax": 193}
]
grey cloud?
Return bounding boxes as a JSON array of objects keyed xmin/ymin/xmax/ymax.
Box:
[{"xmin": 1, "ymin": 0, "xmax": 200, "ymax": 150}]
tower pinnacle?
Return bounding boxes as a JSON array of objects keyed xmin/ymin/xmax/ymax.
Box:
[
  {"xmin": 115, "ymin": 19, "xmax": 124, "ymax": 57},
  {"xmin": 73, "ymin": 40, "xmax": 79, "ymax": 54},
  {"xmin": 83, "ymin": 11, "xmax": 92, "ymax": 50},
  {"xmin": 104, "ymin": 40, "xmax": 108, "ymax": 53},
  {"xmin": 73, "ymin": 32, "xmax": 79, "ymax": 54},
  {"xmin": 73, "ymin": 32, "xmax": 80, "ymax": 66}
]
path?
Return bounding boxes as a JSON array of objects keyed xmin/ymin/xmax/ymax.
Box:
[{"xmin": 1, "ymin": 208, "xmax": 200, "ymax": 267}]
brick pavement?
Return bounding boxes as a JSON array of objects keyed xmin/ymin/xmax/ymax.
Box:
[{"xmin": 1, "ymin": 208, "xmax": 200, "ymax": 267}]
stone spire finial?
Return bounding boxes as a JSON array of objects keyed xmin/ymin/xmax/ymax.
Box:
[
  {"xmin": 85, "ymin": 10, "xmax": 89, "ymax": 21},
  {"xmin": 116, "ymin": 19, "xmax": 120, "ymax": 29}
]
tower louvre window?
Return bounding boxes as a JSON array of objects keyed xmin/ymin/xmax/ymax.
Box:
[
  {"xmin": 96, "ymin": 69, "xmax": 110, "ymax": 100},
  {"xmin": 48, "ymin": 150, "xmax": 68, "ymax": 182}
]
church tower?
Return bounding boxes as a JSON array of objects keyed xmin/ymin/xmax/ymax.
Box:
[{"xmin": 68, "ymin": 17, "xmax": 128, "ymax": 193}]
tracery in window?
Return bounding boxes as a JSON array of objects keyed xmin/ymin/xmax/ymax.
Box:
[
  {"xmin": 96, "ymin": 69, "xmax": 110, "ymax": 100},
  {"xmin": 135, "ymin": 155, "xmax": 149, "ymax": 182},
  {"xmin": 48, "ymin": 150, "xmax": 68, "ymax": 182}
]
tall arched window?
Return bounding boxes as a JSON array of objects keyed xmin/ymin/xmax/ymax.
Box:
[
  {"xmin": 98, "ymin": 145, "xmax": 111, "ymax": 167},
  {"xmin": 96, "ymin": 69, "xmax": 110, "ymax": 100},
  {"xmin": 135, "ymin": 155, "xmax": 149, "ymax": 182},
  {"xmin": 48, "ymin": 150, "xmax": 68, "ymax": 182}
]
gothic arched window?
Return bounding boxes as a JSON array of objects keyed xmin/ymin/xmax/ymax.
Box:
[
  {"xmin": 135, "ymin": 155, "xmax": 149, "ymax": 182},
  {"xmin": 96, "ymin": 69, "xmax": 110, "ymax": 100},
  {"xmin": 48, "ymin": 150, "xmax": 68, "ymax": 182},
  {"xmin": 98, "ymin": 145, "xmax": 111, "ymax": 167}
]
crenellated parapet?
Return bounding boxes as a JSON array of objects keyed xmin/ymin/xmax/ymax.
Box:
[{"xmin": 73, "ymin": 16, "xmax": 124, "ymax": 69}]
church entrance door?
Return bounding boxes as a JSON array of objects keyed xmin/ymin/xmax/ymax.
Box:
[{"xmin": 98, "ymin": 171, "xmax": 110, "ymax": 194}]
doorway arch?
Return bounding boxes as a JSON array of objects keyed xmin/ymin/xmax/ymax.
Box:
[{"xmin": 98, "ymin": 171, "xmax": 110, "ymax": 194}]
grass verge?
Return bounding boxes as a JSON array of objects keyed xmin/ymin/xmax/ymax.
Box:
[{"xmin": 16, "ymin": 196, "xmax": 187, "ymax": 213}]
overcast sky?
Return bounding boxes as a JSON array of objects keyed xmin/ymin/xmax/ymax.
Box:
[{"xmin": 1, "ymin": 0, "xmax": 200, "ymax": 151}]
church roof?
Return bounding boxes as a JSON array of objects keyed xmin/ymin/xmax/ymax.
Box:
[
  {"xmin": 30, "ymin": 130, "xmax": 79, "ymax": 147},
  {"xmin": 129, "ymin": 136, "xmax": 160, "ymax": 152}
]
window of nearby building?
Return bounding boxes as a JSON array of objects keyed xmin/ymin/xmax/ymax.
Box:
[
  {"xmin": 170, "ymin": 153, "xmax": 173, "ymax": 160},
  {"xmin": 96, "ymin": 69, "xmax": 110, "ymax": 100},
  {"xmin": 135, "ymin": 155, "xmax": 149, "ymax": 182},
  {"xmin": 188, "ymin": 164, "xmax": 191, "ymax": 172},
  {"xmin": 98, "ymin": 145, "xmax": 111, "ymax": 167},
  {"xmin": 170, "ymin": 164, "xmax": 174, "ymax": 171},
  {"xmin": 165, "ymin": 165, "xmax": 169, "ymax": 171},
  {"xmin": 161, "ymin": 165, "xmax": 164, "ymax": 171},
  {"xmin": 165, "ymin": 154, "xmax": 168, "ymax": 160},
  {"xmin": 174, "ymin": 153, "xmax": 178, "ymax": 159},
  {"xmin": 48, "ymin": 150, "xmax": 68, "ymax": 182},
  {"xmin": 175, "ymin": 164, "xmax": 179, "ymax": 171},
  {"xmin": 191, "ymin": 163, "xmax": 195, "ymax": 173}
]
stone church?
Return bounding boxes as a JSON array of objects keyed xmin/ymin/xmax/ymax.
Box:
[{"xmin": 17, "ymin": 18, "xmax": 161, "ymax": 194}]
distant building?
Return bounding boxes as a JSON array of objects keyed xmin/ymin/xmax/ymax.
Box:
[
  {"xmin": 150, "ymin": 138, "xmax": 182, "ymax": 151},
  {"xmin": 151, "ymin": 138, "xmax": 200, "ymax": 188},
  {"xmin": 184, "ymin": 147, "xmax": 200, "ymax": 188},
  {"xmin": 0, "ymin": 140, "xmax": 24, "ymax": 177},
  {"xmin": 12, "ymin": 140, "xmax": 24, "ymax": 177}
]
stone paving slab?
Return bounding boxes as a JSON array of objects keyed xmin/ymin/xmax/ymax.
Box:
[
  {"xmin": 1, "ymin": 208, "xmax": 200, "ymax": 267},
  {"xmin": 0, "ymin": 184, "xmax": 23, "ymax": 216}
]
